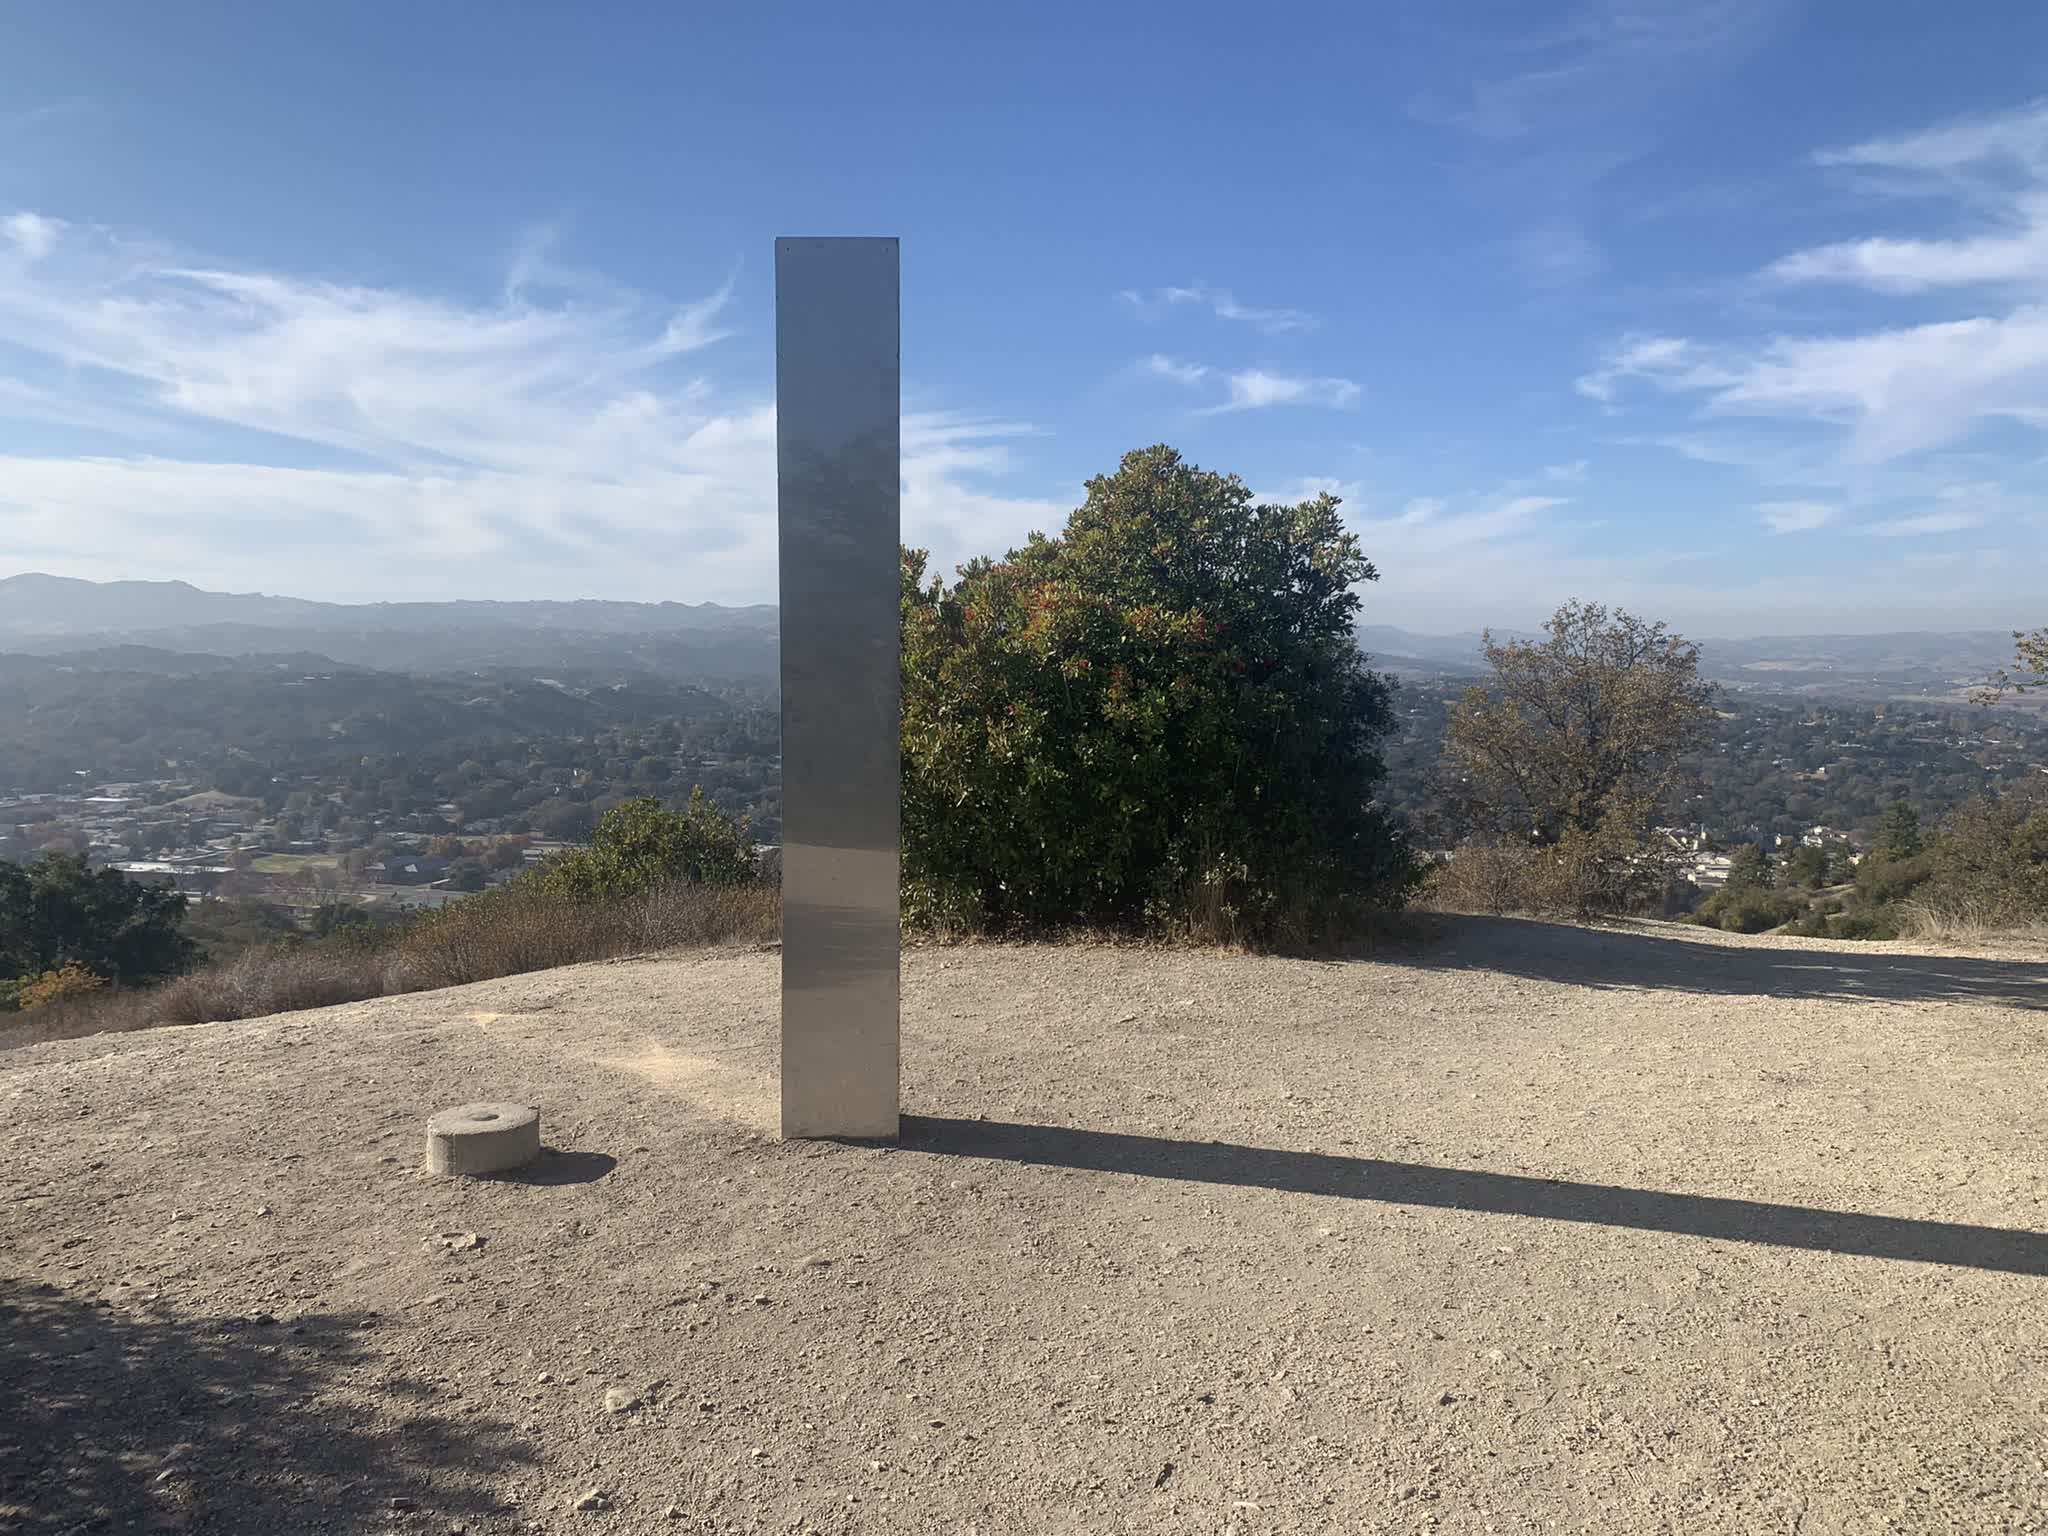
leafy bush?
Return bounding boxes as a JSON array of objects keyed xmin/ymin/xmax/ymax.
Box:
[
  {"xmin": 538, "ymin": 792, "xmax": 755, "ymax": 899},
  {"xmin": 902, "ymin": 445, "xmax": 1416, "ymax": 947},
  {"xmin": 1829, "ymin": 907, "xmax": 1903, "ymax": 941},
  {"xmin": 18, "ymin": 964, "xmax": 107, "ymax": 1010},
  {"xmin": 1691, "ymin": 886, "xmax": 1806, "ymax": 934},
  {"xmin": 0, "ymin": 853, "xmax": 195, "ymax": 986},
  {"xmin": 1854, "ymin": 851, "xmax": 1935, "ymax": 907},
  {"xmin": 1917, "ymin": 791, "xmax": 2048, "ymax": 929}
]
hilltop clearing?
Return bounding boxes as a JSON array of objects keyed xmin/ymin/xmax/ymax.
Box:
[{"xmin": 3, "ymin": 919, "xmax": 2045, "ymax": 1533}]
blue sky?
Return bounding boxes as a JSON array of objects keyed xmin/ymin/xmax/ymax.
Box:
[{"xmin": 2, "ymin": 1, "xmax": 2045, "ymax": 633}]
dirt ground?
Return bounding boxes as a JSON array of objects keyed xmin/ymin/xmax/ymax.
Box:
[{"xmin": 3, "ymin": 916, "xmax": 2045, "ymax": 1535}]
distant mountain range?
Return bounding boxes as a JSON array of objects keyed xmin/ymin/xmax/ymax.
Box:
[
  {"xmin": 0, "ymin": 573, "xmax": 775, "ymax": 636},
  {"xmin": 0, "ymin": 573, "xmax": 781, "ymax": 681},
  {"xmin": 0, "ymin": 573, "xmax": 2026, "ymax": 704}
]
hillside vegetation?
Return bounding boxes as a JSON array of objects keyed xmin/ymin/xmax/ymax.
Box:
[{"xmin": 3, "ymin": 447, "xmax": 2043, "ymax": 1045}]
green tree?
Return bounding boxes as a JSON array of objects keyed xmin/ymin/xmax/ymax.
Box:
[
  {"xmin": 448, "ymin": 858, "xmax": 490, "ymax": 893},
  {"xmin": 1872, "ymin": 802, "xmax": 1924, "ymax": 861},
  {"xmin": 1438, "ymin": 601, "xmax": 1718, "ymax": 914},
  {"xmin": 539, "ymin": 792, "xmax": 754, "ymax": 900},
  {"xmin": 1786, "ymin": 843, "xmax": 1830, "ymax": 890},
  {"xmin": 901, "ymin": 445, "xmax": 1415, "ymax": 945},
  {"xmin": 0, "ymin": 854, "xmax": 196, "ymax": 991},
  {"xmin": 1725, "ymin": 842, "xmax": 1773, "ymax": 894}
]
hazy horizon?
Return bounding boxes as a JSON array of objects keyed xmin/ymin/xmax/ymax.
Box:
[
  {"xmin": 3, "ymin": 6, "xmax": 2045, "ymax": 634},
  {"xmin": 0, "ymin": 568, "xmax": 2033, "ymax": 646}
]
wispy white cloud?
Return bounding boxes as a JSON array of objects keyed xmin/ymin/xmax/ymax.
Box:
[
  {"xmin": 1757, "ymin": 501, "xmax": 1835, "ymax": 534},
  {"xmin": 1261, "ymin": 474, "xmax": 1568, "ymax": 559},
  {"xmin": 1119, "ymin": 283, "xmax": 1318, "ymax": 335},
  {"xmin": 1583, "ymin": 310, "xmax": 2048, "ymax": 463},
  {"xmin": 1766, "ymin": 227, "xmax": 2048, "ymax": 294},
  {"xmin": 2, "ymin": 211, "xmax": 59, "ymax": 262},
  {"xmin": 1585, "ymin": 100, "xmax": 2048, "ymax": 487},
  {"xmin": 1767, "ymin": 100, "xmax": 2048, "ymax": 295},
  {"xmin": 1203, "ymin": 369, "xmax": 1359, "ymax": 414},
  {"xmin": 0, "ymin": 211, "xmax": 1056, "ymax": 600},
  {"xmin": 1575, "ymin": 334, "xmax": 1737, "ymax": 404},
  {"xmin": 1863, "ymin": 509, "xmax": 1984, "ymax": 538},
  {"xmin": 1813, "ymin": 97, "xmax": 2048, "ymax": 177},
  {"xmin": 1141, "ymin": 354, "xmax": 1210, "ymax": 388},
  {"xmin": 1411, "ymin": 1, "xmax": 1775, "ymax": 153}
]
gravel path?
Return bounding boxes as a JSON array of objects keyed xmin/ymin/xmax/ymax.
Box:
[{"xmin": 3, "ymin": 917, "xmax": 2045, "ymax": 1534}]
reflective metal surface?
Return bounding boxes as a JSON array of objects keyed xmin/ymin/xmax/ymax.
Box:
[{"xmin": 775, "ymin": 236, "xmax": 901, "ymax": 1140}]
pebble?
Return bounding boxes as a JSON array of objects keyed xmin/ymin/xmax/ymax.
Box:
[
  {"xmin": 388, "ymin": 1496, "xmax": 418, "ymax": 1512},
  {"xmin": 603, "ymin": 1387, "xmax": 641, "ymax": 1414},
  {"xmin": 570, "ymin": 1488, "xmax": 611, "ymax": 1512},
  {"xmin": 665, "ymin": 1505, "xmax": 684, "ymax": 1520},
  {"xmin": 537, "ymin": 1371, "xmax": 555, "ymax": 1384},
  {"xmin": 425, "ymin": 1232, "xmax": 485, "ymax": 1253}
]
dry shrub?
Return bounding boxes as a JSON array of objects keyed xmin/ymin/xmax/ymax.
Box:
[
  {"xmin": 2, "ymin": 881, "xmax": 781, "ymax": 1049},
  {"xmin": 152, "ymin": 946, "xmax": 404, "ymax": 1027},
  {"xmin": 1896, "ymin": 899, "xmax": 2048, "ymax": 947},
  {"xmin": 399, "ymin": 881, "xmax": 780, "ymax": 990},
  {"xmin": 0, "ymin": 986, "xmax": 158, "ymax": 1048},
  {"xmin": 1424, "ymin": 831, "xmax": 1670, "ymax": 921},
  {"xmin": 18, "ymin": 964, "xmax": 107, "ymax": 1011},
  {"xmin": 618, "ymin": 882, "xmax": 781, "ymax": 950},
  {"xmin": 1423, "ymin": 842, "xmax": 1546, "ymax": 917}
]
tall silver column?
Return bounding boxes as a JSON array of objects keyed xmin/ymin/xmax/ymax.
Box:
[{"xmin": 775, "ymin": 237, "xmax": 901, "ymax": 1141}]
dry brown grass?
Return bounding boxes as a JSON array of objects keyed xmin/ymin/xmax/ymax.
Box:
[
  {"xmin": 0, "ymin": 883, "xmax": 783, "ymax": 1050},
  {"xmin": 398, "ymin": 883, "xmax": 780, "ymax": 990},
  {"xmin": 1897, "ymin": 899, "xmax": 2048, "ymax": 948}
]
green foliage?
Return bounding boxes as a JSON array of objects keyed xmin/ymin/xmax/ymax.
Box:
[
  {"xmin": 182, "ymin": 898, "xmax": 302, "ymax": 965},
  {"xmin": 1829, "ymin": 908, "xmax": 1904, "ymax": 941},
  {"xmin": 1785, "ymin": 843, "xmax": 1830, "ymax": 890},
  {"xmin": 537, "ymin": 792, "xmax": 755, "ymax": 901},
  {"xmin": 1692, "ymin": 886, "xmax": 1805, "ymax": 934},
  {"xmin": 1724, "ymin": 843, "xmax": 1773, "ymax": 894},
  {"xmin": 1872, "ymin": 801, "xmax": 1924, "ymax": 861},
  {"xmin": 0, "ymin": 854, "xmax": 196, "ymax": 988},
  {"xmin": 1920, "ymin": 790, "xmax": 2048, "ymax": 926},
  {"xmin": 901, "ymin": 445, "xmax": 1416, "ymax": 946},
  {"xmin": 1855, "ymin": 850, "xmax": 1934, "ymax": 907}
]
